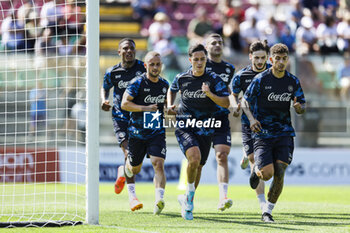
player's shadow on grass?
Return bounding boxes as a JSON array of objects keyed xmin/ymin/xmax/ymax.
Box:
[
  {"xmin": 161, "ymin": 212, "xmax": 299, "ymax": 231},
  {"xmin": 161, "ymin": 212, "xmax": 349, "ymax": 230}
]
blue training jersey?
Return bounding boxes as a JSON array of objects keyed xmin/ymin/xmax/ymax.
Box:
[
  {"xmin": 126, "ymin": 74, "xmax": 169, "ymax": 140},
  {"xmin": 170, "ymin": 69, "xmax": 229, "ymax": 136},
  {"xmin": 231, "ymin": 64, "xmax": 270, "ymax": 125},
  {"xmin": 243, "ymin": 68, "xmax": 306, "ymax": 139},
  {"xmin": 206, "ymin": 59, "xmax": 235, "ymax": 116},
  {"xmin": 103, "ymin": 59, "xmax": 146, "ymax": 121}
]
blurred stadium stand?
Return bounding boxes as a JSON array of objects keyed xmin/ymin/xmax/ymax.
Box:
[{"xmin": 0, "ymin": 0, "xmax": 349, "ymax": 148}]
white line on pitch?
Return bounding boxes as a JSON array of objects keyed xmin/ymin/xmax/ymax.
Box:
[{"xmin": 94, "ymin": 225, "xmax": 160, "ymax": 233}]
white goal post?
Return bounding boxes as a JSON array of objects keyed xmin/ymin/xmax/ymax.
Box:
[{"xmin": 0, "ymin": 0, "xmax": 99, "ymax": 227}]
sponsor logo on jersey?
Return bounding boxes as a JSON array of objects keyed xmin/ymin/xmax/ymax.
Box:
[
  {"xmin": 182, "ymin": 90, "xmax": 206, "ymax": 99},
  {"xmin": 118, "ymin": 80, "xmax": 129, "ymax": 89},
  {"xmin": 267, "ymin": 92, "xmax": 292, "ymax": 102},
  {"xmin": 144, "ymin": 88, "xmax": 150, "ymax": 92},
  {"xmin": 144, "ymin": 95, "xmax": 166, "ymax": 103},
  {"xmin": 115, "ymin": 75, "xmax": 121, "ymax": 79}
]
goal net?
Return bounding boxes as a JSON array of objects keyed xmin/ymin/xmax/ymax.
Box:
[{"xmin": 0, "ymin": 0, "xmax": 95, "ymax": 227}]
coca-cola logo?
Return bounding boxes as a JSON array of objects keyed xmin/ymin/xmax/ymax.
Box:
[
  {"xmin": 144, "ymin": 95, "xmax": 165, "ymax": 103},
  {"xmin": 182, "ymin": 90, "xmax": 207, "ymax": 99},
  {"xmin": 118, "ymin": 81, "xmax": 129, "ymax": 89},
  {"xmin": 267, "ymin": 92, "xmax": 292, "ymax": 102}
]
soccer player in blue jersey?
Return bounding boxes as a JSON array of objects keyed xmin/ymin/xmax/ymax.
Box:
[
  {"xmin": 205, "ymin": 33, "xmax": 235, "ymax": 211},
  {"xmin": 168, "ymin": 44, "xmax": 230, "ymax": 220},
  {"xmin": 122, "ymin": 51, "xmax": 169, "ymax": 215},
  {"xmin": 242, "ymin": 43, "xmax": 306, "ymax": 223},
  {"xmin": 101, "ymin": 38, "xmax": 146, "ymax": 211},
  {"xmin": 231, "ymin": 40, "xmax": 270, "ymax": 211}
]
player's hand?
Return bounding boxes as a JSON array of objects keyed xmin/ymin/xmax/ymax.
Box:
[
  {"xmin": 250, "ymin": 119, "xmax": 262, "ymax": 133},
  {"xmin": 101, "ymin": 100, "xmax": 111, "ymax": 111},
  {"xmin": 202, "ymin": 82, "xmax": 211, "ymax": 96},
  {"xmin": 293, "ymin": 97, "xmax": 303, "ymax": 114},
  {"xmin": 167, "ymin": 105, "xmax": 177, "ymax": 115},
  {"xmin": 233, "ymin": 103, "xmax": 241, "ymax": 117},
  {"xmin": 147, "ymin": 104, "xmax": 158, "ymax": 112}
]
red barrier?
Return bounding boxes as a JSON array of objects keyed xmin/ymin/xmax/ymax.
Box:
[{"xmin": 0, "ymin": 148, "xmax": 60, "ymax": 183}]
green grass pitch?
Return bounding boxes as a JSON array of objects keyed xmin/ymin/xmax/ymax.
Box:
[{"xmin": 3, "ymin": 183, "xmax": 350, "ymax": 232}]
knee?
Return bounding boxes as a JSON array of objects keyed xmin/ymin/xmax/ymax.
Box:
[
  {"xmin": 186, "ymin": 148, "xmax": 201, "ymax": 168},
  {"xmin": 152, "ymin": 159, "xmax": 164, "ymax": 172},
  {"xmin": 247, "ymin": 153, "xmax": 254, "ymax": 163},
  {"xmin": 216, "ymin": 152, "xmax": 228, "ymax": 164},
  {"xmin": 131, "ymin": 165, "xmax": 141, "ymax": 175},
  {"xmin": 258, "ymin": 168, "xmax": 274, "ymax": 181}
]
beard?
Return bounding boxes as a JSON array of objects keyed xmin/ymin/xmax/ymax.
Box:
[{"xmin": 254, "ymin": 62, "xmax": 266, "ymax": 71}]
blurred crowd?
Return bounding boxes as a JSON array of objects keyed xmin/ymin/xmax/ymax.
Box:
[
  {"xmin": 136, "ymin": 0, "xmax": 350, "ymax": 56},
  {"xmin": 0, "ymin": 0, "xmax": 85, "ymax": 55}
]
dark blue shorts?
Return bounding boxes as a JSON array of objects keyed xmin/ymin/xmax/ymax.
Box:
[
  {"xmin": 112, "ymin": 118, "xmax": 128, "ymax": 146},
  {"xmin": 254, "ymin": 136, "xmax": 294, "ymax": 170},
  {"xmin": 128, "ymin": 133, "xmax": 166, "ymax": 166},
  {"xmin": 175, "ymin": 128, "xmax": 212, "ymax": 165},
  {"xmin": 212, "ymin": 115, "xmax": 231, "ymax": 147},
  {"xmin": 241, "ymin": 123, "xmax": 254, "ymax": 156}
]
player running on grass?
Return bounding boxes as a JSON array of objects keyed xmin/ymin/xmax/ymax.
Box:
[
  {"xmin": 231, "ymin": 40, "xmax": 270, "ymax": 211},
  {"xmin": 168, "ymin": 44, "xmax": 230, "ymax": 220},
  {"xmin": 101, "ymin": 38, "xmax": 145, "ymax": 211},
  {"xmin": 122, "ymin": 51, "xmax": 169, "ymax": 215},
  {"xmin": 205, "ymin": 33, "xmax": 235, "ymax": 211},
  {"xmin": 242, "ymin": 43, "xmax": 306, "ymax": 222}
]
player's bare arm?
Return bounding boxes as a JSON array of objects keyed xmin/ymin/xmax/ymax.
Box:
[
  {"xmin": 101, "ymin": 87, "xmax": 111, "ymax": 111},
  {"xmin": 202, "ymin": 82, "xmax": 229, "ymax": 108},
  {"xmin": 241, "ymin": 97, "xmax": 262, "ymax": 133},
  {"xmin": 293, "ymin": 97, "xmax": 306, "ymax": 114},
  {"xmin": 166, "ymin": 90, "xmax": 177, "ymax": 115},
  {"xmin": 231, "ymin": 93, "xmax": 241, "ymax": 117},
  {"xmin": 121, "ymin": 92, "xmax": 157, "ymax": 112}
]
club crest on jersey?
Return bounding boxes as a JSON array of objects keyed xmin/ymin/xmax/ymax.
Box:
[
  {"xmin": 288, "ymin": 85, "xmax": 293, "ymax": 92},
  {"xmin": 226, "ymin": 68, "xmax": 231, "ymax": 73},
  {"xmin": 162, "ymin": 87, "xmax": 167, "ymax": 93}
]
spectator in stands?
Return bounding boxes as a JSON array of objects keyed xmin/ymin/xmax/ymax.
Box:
[
  {"xmin": 153, "ymin": 35, "xmax": 181, "ymax": 72},
  {"xmin": 316, "ymin": 16, "xmax": 338, "ymax": 54},
  {"xmin": 61, "ymin": 0, "xmax": 84, "ymax": 35},
  {"xmin": 279, "ymin": 25, "xmax": 296, "ymax": 52},
  {"xmin": 40, "ymin": 0, "xmax": 64, "ymax": 35},
  {"xmin": 1, "ymin": 9, "xmax": 25, "ymax": 51},
  {"xmin": 131, "ymin": 0, "xmax": 157, "ymax": 22},
  {"xmin": 337, "ymin": 12, "xmax": 350, "ymax": 52},
  {"xmin": 222, "ymin": 17, "xmax": 242, "ymax": 53},
  {"xmin": 257, "ymin": 16, "xmax": 279, "ymax": 47},
  {"xmin": 217, "ymin": 0, "xmax": 245, "ymax": 23},
  {"xmin": 148, "ymin": 12, "xmax": 172, "ymax": 48},
  {"xmin": 24, "ymin": 10, "xmax": 42, "ymax": 52},
  {"xmin": 29, "ymin": 82, "xmax": 46, "ymax": 135},
  {"xmin": 301, "ymin": 0, "xmax": 321, "ymax": 21},
  {"xmin": 337, "ymin": 52, "xmax": 350, "ymax": 101},
  {"xmin": 187, "ymin": 7, "xmax": 213, "ymax": 46},
  {"xmin": 240, "ymin": 17, "xmax": 260, "ymax": 52},
  {"xmin": 71, "ymin": 91, "xmax": 86, "ymax": 142},
  {"xmin": 245, "ymin": 0, "xmax": 266, "ymax": 22},
  {"xmin": 34, "ymin": 27, "xmax": 56, "ymax": 56},
  {"xmin": 295, "ymin": 16, "xmax": 319, "ymax": 55}
]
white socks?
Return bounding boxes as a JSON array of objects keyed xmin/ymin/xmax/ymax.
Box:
[
  {"xmin": 186, "ymin": 182, "xmax": 195, "ymax": 194},
  {"xmin": 257, "ymin": 194, "xmax": 266, "ymax": 211},
  {"xmin": 127, "ymin": 183, "xmax": 137, "ymax": 200},
  {"xmin": 124, "ymin": 158, "xmax": 133, "ymax": 178},
  {"xmin": 219, "ymin": 183, "xmax": 228, "ymax": 199},
  {"xmin": 263, "ymin": 201, "xmax": 275, "ymax": 214},
  {"xmin": 155, "ymin": 188, "xmax": 165, "ymax": 202}
]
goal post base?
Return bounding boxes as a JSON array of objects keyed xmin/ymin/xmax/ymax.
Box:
[{"xmin": 0, "ymin": 221, "xmax": 83, "ymax": 228}]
